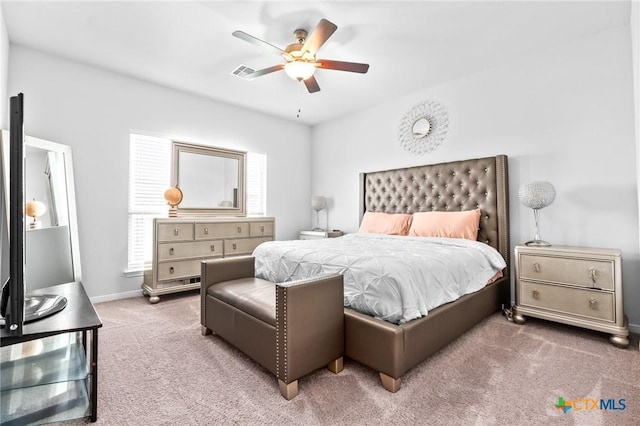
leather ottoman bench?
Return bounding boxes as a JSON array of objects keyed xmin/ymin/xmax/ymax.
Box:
[{"xmin": 200, "ymin": 256, "xmax": 344, "ymax": 399}]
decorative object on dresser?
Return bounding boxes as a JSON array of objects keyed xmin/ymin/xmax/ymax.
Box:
[
  {"xmin": 142, "ymin": 217, "xmax": 274, "ymax": 303},
  {"xmin": 25, "ymin": 199, "xmax": 46, "ymax": 229},
  {"xmin": 512, "ymin": 245, "xmax": 629, "ymax": 348},
  {"xmin": 299, "ymin": 230, "xmax": 343, "ymax": 240},
  {"xmin": 518, "ymin": 181, "xmax": 556, "ymax": 246},
  {"xmin": 398, "ymin": 100, "xmax": 449, "ymax": 155},
  {"xmin": 163, "ymin": 185, "xmax": 183, "ymax": 218},
  {"xmin": 310, "ymin": 195, "xmax": 327, "ymax": 231}
]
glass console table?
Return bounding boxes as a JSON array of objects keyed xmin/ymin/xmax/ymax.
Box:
[{"xmin": 0, "ymin": 282, "xmax": 102, "ymax": 424}]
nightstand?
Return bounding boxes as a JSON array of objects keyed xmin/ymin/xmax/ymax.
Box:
[
  {"xmin": 513, "ymin": 245, "xmax": 629, "ymax": 348},
  {"xmin": 299, "ymin": 230, "xmax": 343, "ymax": 240}
]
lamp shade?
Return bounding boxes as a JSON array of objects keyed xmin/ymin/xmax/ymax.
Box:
[
  {"xmin": 311, "ymin": 196, "xmax": 327, "ymax": 212},
  {"xmin": 163, "ymin": 186, "xmax": 183, "ymax": 207},
  {"xmin": 284, "ymin": 61, "xmax": 316, "ymax": 81},
  {"xmin": 25, "ymin": 199, "xmax": 46, "ymax": 218},
  {"xmin": 518, "ymin": 182, "xmax": 556, "ymax": 210}
]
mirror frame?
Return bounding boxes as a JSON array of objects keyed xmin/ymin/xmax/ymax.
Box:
[
  {"xmin": 171, "ymin": 140, "xmax": 247, "ymax": 217},
  {"xmin": 1, "ymin": 130, "xmax": 82, "ymax": 283}
]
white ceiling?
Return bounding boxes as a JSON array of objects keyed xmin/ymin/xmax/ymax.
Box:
[{"xmin": 2, "ymin": 1, "xmax": 631, "ymax": 126}]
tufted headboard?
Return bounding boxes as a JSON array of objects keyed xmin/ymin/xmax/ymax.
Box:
[{"xmin": 359, "ymin": 155, "xmax": 510, "ymax": 270}]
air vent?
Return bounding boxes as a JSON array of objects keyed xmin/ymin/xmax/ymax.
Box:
[{"xmin": 231, "ymin": 64, "xmax": 255, "ymax": 80}]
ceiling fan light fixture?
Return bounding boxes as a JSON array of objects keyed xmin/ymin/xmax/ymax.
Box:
[{"xmin": 284, "ymin": 61, "xmax": 316, "ymax": 81}]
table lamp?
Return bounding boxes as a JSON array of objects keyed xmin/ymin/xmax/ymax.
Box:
[
  {"xmin": 164, "ymin": 186, "xmax": 183, "ymax": 218},
  {"xmin": 311, "ymin": 195, "xmax": 327, "ymax": 231},
  {"xmin": 518, "ymin": 181, "xmax": 556, "ymax": 246},
  {"xmin": 25, "ymin": 199, "xmax": 46, "ymax": 229}
]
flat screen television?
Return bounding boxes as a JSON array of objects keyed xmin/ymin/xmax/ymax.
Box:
[{"xmin": 0, "ymin": 93, "xmax": 67, "ymax": 336}]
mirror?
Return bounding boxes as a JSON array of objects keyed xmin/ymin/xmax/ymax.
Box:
[
  {"xmin": 172, "ymin": 141, "xmax": 247, "ymax": 216},
  {"xmin": 1, "ymin": 130, "xmax": 81, "ymax": 290},
  {"xmin": 412, "ymin": 118, "xmax": 431, "ymax": 138}
]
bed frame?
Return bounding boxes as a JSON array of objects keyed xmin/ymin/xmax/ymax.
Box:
[{"xmin": 347, "ymin": 155, "xmax": 510, "ymax": 392}]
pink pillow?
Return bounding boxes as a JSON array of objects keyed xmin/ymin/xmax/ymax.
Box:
[
  {"xmin": 408, "ymin": 209, "xmax": 481, "ymax": 240},
  {"xmin": 358, "ymin": 212, "xmax": 413, "ymax": 235}
]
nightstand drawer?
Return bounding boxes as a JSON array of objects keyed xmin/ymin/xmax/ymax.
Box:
[
  {"xmin": 519, "ymin": 281, "xmax": 614, "ymax": 322},
  {"xmin": 519, "ymin": 254, "xmax": 614, "ymax": 290}
]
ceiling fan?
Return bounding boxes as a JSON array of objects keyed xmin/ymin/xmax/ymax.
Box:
[{"xmin": 232, "ymin": 19, "xmax": 369, "ymax": 93}]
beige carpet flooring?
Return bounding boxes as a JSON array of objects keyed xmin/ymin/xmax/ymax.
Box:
[{"xmin": 67, "ymin": 292, "xmax": 638, "ymax": 425}]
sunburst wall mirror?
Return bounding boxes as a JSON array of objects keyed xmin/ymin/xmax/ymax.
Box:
[{"xmin": 398, "ymin": 100, "xmax": 449, "ymax": 155}]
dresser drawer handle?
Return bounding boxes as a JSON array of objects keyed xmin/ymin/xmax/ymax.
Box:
[
  {"xmin": 532, "ymin": 289, "xmax": 539, "ymax": 299},
  {"xmin": 174, "ymin": 228, "xmax": 179, "ymax": 236},
  {"xmin": 233, "ymin": 243, "xmax": 237, "ymax": 250},
  {"xmin": 589, "ymin": 298, "xmax": 597, "ymax": 309},
  {"xmin": 589, "ymin": 268, "xmax": 597, "ymax": 284},
  {"xmin": 210, "ymin": 244, "xmax": 215, "ymax": 252},
  {"xmin": 260, "ymin": 225, "xmax": 265, "ymax": 233},
  {"xmin": 204, "ymin": 227, "xmax": 209, "ymax": 235},
  {"xmin": 533, "ymin": 262, "xmax": 540, "ymax": 272},
  {"xmin": 169, "ymin": 266, "xmax": 174, "ymax": 274},
  {"xmin": 237, "ymin": 226, "xmax": 242, "ymax": 233},
  {"xmin": 169, "ymin": 247, "xmax": 174, "ymax": 255}
]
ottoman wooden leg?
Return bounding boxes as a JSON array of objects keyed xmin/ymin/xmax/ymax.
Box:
[
  {"xmin": 327, "ymin": 356, "xmax": 344, "ymax": 374},
  {"xmin": 278, "ymin": 379, "xmax": 299, "ymax": 400}
]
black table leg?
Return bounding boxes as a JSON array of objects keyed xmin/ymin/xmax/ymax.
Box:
[{"xmin": 90, "ymin": 328, "xmax": 99, "ymax": 422}]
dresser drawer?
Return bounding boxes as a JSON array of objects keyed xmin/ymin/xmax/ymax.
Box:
[
  {"xmin": 157, "ymin": 223, "xmax": 194, "ymax": 242},
  {"xmin": 519, "ymin": 281, "xmax": 614, "ymax": 322},
  {"xmin": 157, "ymin": 240, "xmax": 223, "ymax": 261},
  {"xmin": 250, "ymin": 221, "xmax": 273, "ymax": 237},
  {"xmin": 224, "ymin": 237, "xmax": 272, "ymax": 256},
  {"xmin": 195, "ymin": 222, "xmax": 249, "ymax": 239},
  {"xmin": 157, "ymin": 259, "xmax": 202, "ymax": 281},
  {"xmin": 519, "ymin": 254, "xmax": 614, "ymax": 291}
]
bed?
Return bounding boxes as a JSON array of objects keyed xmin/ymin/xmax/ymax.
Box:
[{"xmin": 256, "ymin": 155, "xmax": 510, "ymax": 392}]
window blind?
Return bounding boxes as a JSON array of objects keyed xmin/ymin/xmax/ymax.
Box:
[
  {"xmin": 247, "ymin": 152, "xmax": 267, "ymax": 216},
  {"xmin": 127, "ymin": 134, "xmax": 171, "ymax": 272}
]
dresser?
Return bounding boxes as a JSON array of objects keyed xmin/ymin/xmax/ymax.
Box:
[
  {"xmin": 512, "ymin": 245, "xmax": 628, "ymax": 348},
  {"xmin": 142, "ymin": 217, "xmax": 275, "ymax": 303}
]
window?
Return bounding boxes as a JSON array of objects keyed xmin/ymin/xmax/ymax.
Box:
[
  {"xmin": 127, "ymin": 134, "xmax": 171, "ymax": 273},
  {"xmin": 246, "ymin": 152, "xmax": 267, "ymax": 216},
  {"xmin": 126, "ymin": 133, "xmax": 267, "ymax": 274}
]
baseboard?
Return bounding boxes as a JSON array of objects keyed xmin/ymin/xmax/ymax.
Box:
[{"xmin": 90, "ymin": 289, "xmax": 142, "ymax": 304}]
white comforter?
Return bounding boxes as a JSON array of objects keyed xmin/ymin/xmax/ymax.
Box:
[{"xmin": 253, "ymin": 233, "xmax": 506, "ymax": 324}]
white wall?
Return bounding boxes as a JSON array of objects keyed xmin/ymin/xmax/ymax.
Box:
[
  {"xmin": 312, "ymin": 25, "xmax": 640, "ymax": 330},
  {"xmin": 8, "ymin": 46, "xmax": 312, "ymax": 301},
  {"xmin": 0, "ymin": 4, "xmax": 7, "ymax": 129},
  {"xmin": 0, "ymin": 5, "xmax": 8, "ymax": 282},
  {"xmin": 633, "ymin": 0, "xmax": 640, "ymax": 334}
]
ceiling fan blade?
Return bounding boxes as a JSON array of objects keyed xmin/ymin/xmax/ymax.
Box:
[
  {"xmin": 302, "ymin": 19, "xmax": 337, "ymax": 56},
  {"xmin": 303, "ymin": 76, "xmax": 321, "ymax": 93},
  {"xmin": 232, "ymin": 30, "xmax": 293, "ymax": 60},
  {"xmin": 317, "ymin": 59, "xmax": 370, "ymax": 74},
  {"xmin": 246, "ymin": 64, "xmax": 285, "ymax": 80}
]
